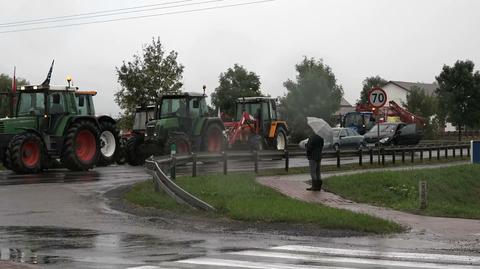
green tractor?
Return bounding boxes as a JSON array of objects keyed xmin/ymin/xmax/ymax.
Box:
[
  {"xmin": 126, "ymin": 92, "xmax": 225, "ymax": 166},
  {"xmin": 0, "ymin": 82, "xmax": 102, "ymax": 173},
  {"xmin": 75, "ymin": 90, "xmax": 120, "ymax": 166}
]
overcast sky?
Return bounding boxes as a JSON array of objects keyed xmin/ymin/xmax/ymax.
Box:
[{"xmin": 1, "ymin": 0, "xmax": 479, "ymax": 115}]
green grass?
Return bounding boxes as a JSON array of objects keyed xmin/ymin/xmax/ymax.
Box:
[
  {"xmin": 125, "ymin": 173, "xmax": 403, "ymax": 234},
  {"xmin": 0, "ymin": 164, "xmax": 4, "ymax": 171},
  {"xmin": 258, "ymin": 156, "xmax": 469, "ymax": 177},
  {"xmin": 324, "ymin": 164, "xmax": 480, "ymax": 219}
]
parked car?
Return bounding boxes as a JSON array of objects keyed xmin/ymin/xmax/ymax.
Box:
[
  {"xmin": 364, "ymin": 122, "xmax": 422, "ymax": 146},
  {"xmin": 299, "ymin": 128, "xmax": 366, "ymax": 150}
]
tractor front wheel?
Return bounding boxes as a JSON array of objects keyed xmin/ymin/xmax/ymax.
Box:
[
  {"xmin": 126, "ymin": 135, "xmax": 146, "ymax": 166},
  {"xmin": 97, "ymin": 121, "xmax": 120, "ymax": 166},
  {"xmin": 202, "ymin": 124, "xmax": 224, "ymax": 153},
  {"xmin": 274, "ymin": 128, "xmax": 287, "ymax": 151},
  {"xmin": 165, "ymin": 134, "xmax": 191, "ymax": 155},
  {"xmin": 9, "ymin": 133, "xmax": 44, "ymax": 174},
  {"xmin": 61, "ymin": 121, "xmax": 100, "ymax": 171}
]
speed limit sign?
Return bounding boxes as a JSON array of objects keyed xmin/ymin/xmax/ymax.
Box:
[{"xmin": 368, "ymin": 87, "xmax": 387, "ymax": 108}]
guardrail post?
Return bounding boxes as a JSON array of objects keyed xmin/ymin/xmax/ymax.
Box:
[
  {"xmin": 381, "ymin": 148, "xmax": 385, "ymax": 165},
  {"xmin": 192, "ymin": 153, "xmax": 197, "ymax": 177},
  {"xmin": 336, "ymin": 149, "xmax": 341, "ymax": 168},
  {"xmin": 254, "ymin": 150, "xmax": 259, "ymax": 174},
  {"xmin": 419, "ymin": 180, "xmax": 428, "ymax": 210},
  {"xmin": 402, "ymin": 149, "xmax": 405, "ymax": 163},
  {"xmin": 410, "ymin": 149, "xmax": 415, "ymax": 163},
  {"xmin": 460, "ymin": 146, "xmax": 464, "ymax": 158},
  {"xmin": 358, "ymin": 148, "xmax": 363, "ymax": 166},
  {"xmin": 429, "ymin": 148, "xmax": 432, "ymax": 160},
  {"xmin": 445, "ymin": 147, "xmax": 448, "ymax": 159},
  {"xmin": 392, "ymin": 150, "xmax": 396, "ymax": 164},
  {"xmin": 223, "ymin": 151, "xmax": 228, "ymax": 175},
  {"xmin": 420, "ymin": 148, "xmax": 424, "ymax": 161},
  {"xmin": 369, "ymin": 148, "xmax": 373, "ymax": 165},
  {"xmin": 453, "ymin": 146, "xmax": 456, "ymax": 158},
  {"xmin": 284, "ymin": 150, "xmax": 289, "ymax": 172},
  {"xmin": 377, "ymin": 147, "xmax": 381, "ymax": 164},
  {"xmin": 437, "ymin": 147, "xmax": 441, "ymax": 160},
  {"xmin": 171, "ymin": 156, "xmax": 176, "ymax": 180},
  {"xmin": 468, "ymin": 146, "xmax": 471, "ymax": 157}
]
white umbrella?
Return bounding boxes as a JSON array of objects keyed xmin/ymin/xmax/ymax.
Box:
[{"xmin": 307, "ymin": 117, "xmax": 334, "ymax": 144}]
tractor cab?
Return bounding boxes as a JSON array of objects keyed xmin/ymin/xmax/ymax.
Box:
[
  {"xmin": 0, "ymin": 91, "xmax": 13, "ymax": 118},
  {"xmin": 75, "ymin": 90, "xmax": 97, "ymax": 116},
  {"xmin": 225, "ymin": 97, "xmax": 288, "ymax": 150},
  {"xmin": 132, "ymin": 104, "xmax": 157, "ymax": 132}
]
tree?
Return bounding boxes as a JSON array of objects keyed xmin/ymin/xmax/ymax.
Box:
[
  {"xmin": 115, "ymin": 38, "xmax": 184, "ymax": 114},
  {"xmin": 280, "ymin": 57, "xmax": 344, "ymax": 142},
  {"xmin": 359, "ymin": 76, "xmax": 387, "ymax": 104},
  {"xmin": 436, "ymin": 60, "xmax": 480, "ymax": 140},
  {"xmin": 211, "ymin": 64, "xmax": 262, "ymax": 116},
  {"xmin": 0, "ymin": 73, "xmax": 29, "ymax": 117},
  {"xmin": 403, "ymin": 86, "xmax": 438, "ymax": 139}
]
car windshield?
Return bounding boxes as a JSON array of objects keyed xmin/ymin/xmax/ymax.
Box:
[
  {"xmin": 369, "ymin": 124, "xmax": 397, "ymax": 133},
  {"xmin": 17, "ymin": 92, "xmax": 45, "ymax": 117},
  {"xmin": 160, "ymin": 98, "xmax": 187, "ymax": 118}
]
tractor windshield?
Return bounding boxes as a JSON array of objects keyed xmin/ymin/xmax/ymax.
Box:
[
  {"xmin": 17, "ymin": 92, "xmax": 45, "ymax": 117},
  {"xmin": 235, "ymin": 102, "xmax": 262, "ymax": 121},
  {"xmin": 160, "ymin": 98, "xmax": 187, "ymax": 118}
]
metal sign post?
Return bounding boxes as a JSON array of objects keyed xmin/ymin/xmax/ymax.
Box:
[{"xmin": 368, "ymin": 87, "xmax": 387, "ymax": 159}]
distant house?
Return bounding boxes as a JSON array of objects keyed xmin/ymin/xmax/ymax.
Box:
[
  {"xmin": 336, "ymin": 97, "xmax": 355, "ymax": 115},
  {"xmin": 382, "ymin": 81, "xmax": 437, "ymax": 105}
]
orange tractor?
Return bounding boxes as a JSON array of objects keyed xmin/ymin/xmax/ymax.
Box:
[{"xmin": 223, "ymin": 97, "xmax": 289, "ymax": 151}]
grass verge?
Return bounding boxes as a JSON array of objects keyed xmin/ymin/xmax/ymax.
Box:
[
  {"xmin": 258, "ymin": 156, "xmax": 469, "ymax": 177},
  {"xmin": 125, "ymin": 173, "xmax": 403, "ymax": 234},
  {"xmin": 324, "ymin": 164, "xmax": 480, "ymax": 219}
]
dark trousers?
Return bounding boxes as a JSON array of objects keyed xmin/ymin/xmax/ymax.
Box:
[{"xmin": 309, "ymin": 159, "xmax": 321, "ymax": 182}]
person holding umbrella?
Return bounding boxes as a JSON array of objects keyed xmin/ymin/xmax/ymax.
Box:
[{"xmin": 306, "ymin": 117, "xmax": 333, "ymax": 191}]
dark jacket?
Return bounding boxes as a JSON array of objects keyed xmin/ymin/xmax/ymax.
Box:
[{"xmin": 306, "ymin": 134, "xmax": 324, "ymax": 161}]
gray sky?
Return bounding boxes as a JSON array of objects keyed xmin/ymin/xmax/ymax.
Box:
[{"xmin": 1, "ymin": 0, "xmax": 479, "ymax": 116}]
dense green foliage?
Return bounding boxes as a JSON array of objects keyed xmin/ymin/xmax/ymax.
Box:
[
  {"xmin": 358, "ymin": 76, "xmax": 388, "ymax": 104},
  {"xmin": 280, "ymin": 57, "xmax": 344, "ymax": 142},
  {"xmin": 115, "ymin": 37, "xmax": 184, "ymax": 115},
  {"xmin": 403, "ymin": 86, "xmax": 439, "ymax": 139},
  {"xmin": 211, "ymin": 64, "xmax": 262, "ymax": 117},
  {"xmin": 126, "ymin": 174, "xmax": 402, "ymax": 233},
  {"xmin": 325, "ymin": 165, "xmax": 480, "ymax": 219},
  {"xmin": 436, "ymin": 60, "xmax": 480, "ymax": 138}
]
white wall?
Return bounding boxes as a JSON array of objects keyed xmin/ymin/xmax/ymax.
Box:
[{"xmin": 382, "ymin": 83, "xmax": 407, "ymax": 106}]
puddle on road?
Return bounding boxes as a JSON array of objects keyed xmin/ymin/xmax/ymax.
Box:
[{"xmin": 0, "ymin": 226, "xmax": 205, "ymax": 268}]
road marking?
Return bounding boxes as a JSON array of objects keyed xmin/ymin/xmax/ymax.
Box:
[
  {"xmin": 273, "ymin": 245, "xmax": 480, "ymax": 265},
  {"xmin": 177, "ymin": 257, "xmax": 355, "ymax": 269},
  {"xmin": 235, "ymin": 250, "xmax": 480, "ymax": 269}
]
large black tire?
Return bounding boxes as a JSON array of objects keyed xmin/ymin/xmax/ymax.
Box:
[
  {"xmin": 201, "ymin": 123, "xmax": 225, "ymax": 153},
  {"xmin": 97, "ymin": 120, "xmax": 120, "ymax": 166},
  {"xmin": 3, "ymin": 147, "xmax": 12, "ymax": 170},
  {"xmin": 8, "ymin": 133, "xmax": 44, "ymax": 174},
  {"xmin": 115, "ymin": 138, "xmax": 127, "ymax": 165},
  {"xmin": 164, "ymin": 133, "xmax": 191, "ymax": 155},
  {"xmin": 126, "ymin": 135, "xmax": 146, "ymax": 166},
  {"xmin": 61, "ymin": 120, "xmax": 100, "ymax": 171},
  {"xmin": 274, "ymin": 127, "xmax": 287, "ymax": 151}
]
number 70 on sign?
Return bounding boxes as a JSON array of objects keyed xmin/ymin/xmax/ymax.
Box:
[{"xmin": 368, "ymin": 87, "xmax": 387, "ymax": 108}]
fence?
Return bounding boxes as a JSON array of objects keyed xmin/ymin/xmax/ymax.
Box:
[{"xmin": 151, "ymin": 143, "xmax": 471, "ymax": 179}]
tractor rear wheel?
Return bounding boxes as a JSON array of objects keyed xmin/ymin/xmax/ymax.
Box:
[
  {"xmin": 115, "ymin": 138, "xmax": 127, "ymax": 165},
  {"xmin": 202, "ymin": 123, "xmax": 224, "ymax": 153},
  {"xmin": 97, "ymin": 121, "xmax": 119, "ymax": 166},
  {"xmin": 165, "ymin": 134, "xmax": 191, "ymax": 155},
  {"xmin": 3, "ymin": 147, "xmax": 12, "ymax": 170},
  {"xmin": 61, "ymin": 120, "xmax": 100, "ymax": 171},
  {"xmin": 126, "ymin": 135, "xmax": 146, "ymax": 166},
  {"xmin": 8, "ymin": 133, "xmax": 44, "ymax": 174}
]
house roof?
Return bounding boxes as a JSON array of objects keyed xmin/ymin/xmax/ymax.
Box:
[
  {"xmin": 387, "ymin": 81, "xmax": 437, "ymax": 95},
  {"xmin": 336, "ymin": 97, "xmax": 355, "ymax": 115}
]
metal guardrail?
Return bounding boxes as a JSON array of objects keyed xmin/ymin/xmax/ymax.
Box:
[
  {"xmin": 145, "ymin": 159, "xmax": 216, "ymax": 212},
  {"xmin": 144, "ymin": 143, "xmax": 471, "ymax": 210}
]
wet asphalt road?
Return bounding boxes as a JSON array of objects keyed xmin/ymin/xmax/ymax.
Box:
[{"xmin": 0, "ymin": 153, "xmax": 475, "ymax": 268}]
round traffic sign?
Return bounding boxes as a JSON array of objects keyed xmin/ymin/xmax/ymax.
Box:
[{"xmin": 368, "ymin": 87, "xmax": 387, "ymax": 108}]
